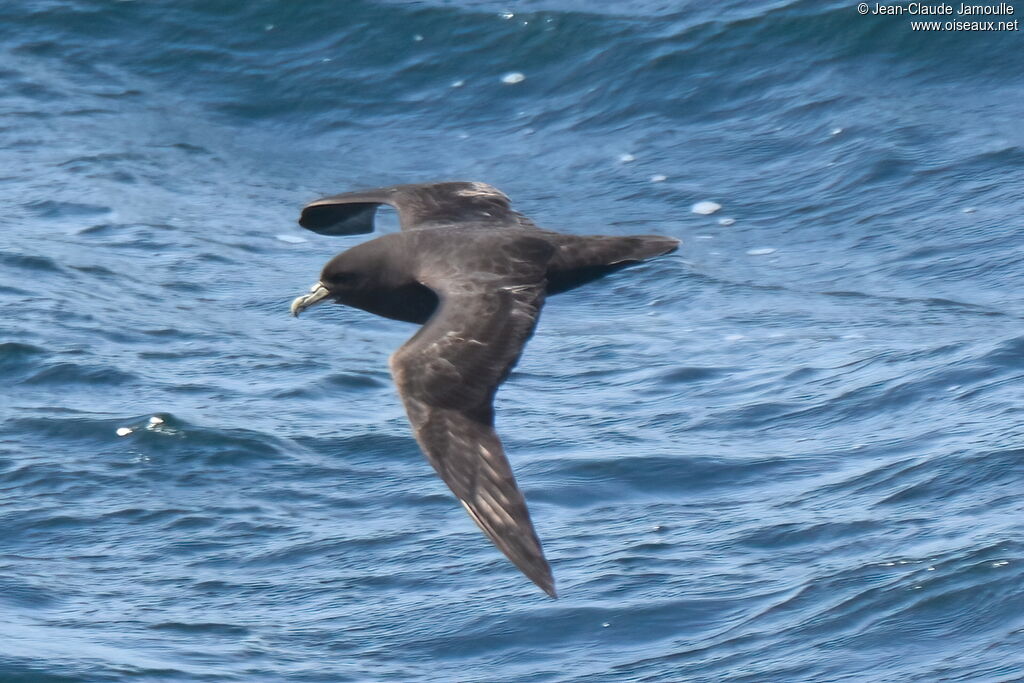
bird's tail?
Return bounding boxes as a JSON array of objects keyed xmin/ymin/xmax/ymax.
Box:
[{"xmin": 545, "ymin": 234, "xmax": 679, "ymax": 295}]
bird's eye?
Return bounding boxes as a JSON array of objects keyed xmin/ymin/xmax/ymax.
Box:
[{"xmin": 327, "ymin": 272, "xmax": 354, "ymax": 286}]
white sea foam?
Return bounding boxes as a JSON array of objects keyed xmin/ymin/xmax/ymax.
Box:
[{"xmin": 691, "ymin": 201, "xmax": 721, "ymax": 215}]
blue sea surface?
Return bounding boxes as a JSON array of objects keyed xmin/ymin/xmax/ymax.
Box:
[{"xmin": 2, "ymin": 0, "xmax": 1024, "ymax": 680}]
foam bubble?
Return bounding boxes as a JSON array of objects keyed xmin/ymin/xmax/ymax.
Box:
[
  {"xmin": 650, "ymin": 174, "xmax": 667, "ymax": 183},
  {"xmin": 691, "ymin": 201, "xmax": 721, "ymax": 215},
  {"xmin": 501, "ymin": 72, "xmax": 525, "ymax": 84},
  {"xmin": 718, "ymin": 217, "xmax": 735, "ymax": 226},
  {"xmin": 747, "ymin": 247, "xmax": 776, "ymax": 256},
  {"xmin": 276, "ymin": 234, "xmax": 307, "ymax": 244},
  {"xmin": 618, "ymin": 153, "xmax": 636, "ymax": 163}
]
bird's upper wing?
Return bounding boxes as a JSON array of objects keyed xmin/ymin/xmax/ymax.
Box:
[
  {"xmin": 298, "ymin": 181, "xmax": 541, "ymax": 235},
  {"xmin": 388, "ymin": 235, "xmax": 556, "ymax": 597}
]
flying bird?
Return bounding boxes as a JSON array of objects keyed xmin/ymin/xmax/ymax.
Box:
[{"xmin": 290, "ymin": 181, "xmax": 679, "ymax": 597}]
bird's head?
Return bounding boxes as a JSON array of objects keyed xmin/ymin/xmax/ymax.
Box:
[{"xmin": 290, "ymin": 251, "xmax": 365, "ymax": 317}]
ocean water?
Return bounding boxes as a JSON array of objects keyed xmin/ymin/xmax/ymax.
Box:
[{"xmin": 2, "ymin": 0, "xmax": 1023, "ymax": 680}]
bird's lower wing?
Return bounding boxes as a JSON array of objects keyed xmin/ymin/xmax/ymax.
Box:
[
  {"xmin": 389, "ymin": 257, "xmax": 555, "ymax": 597},
  {"xmin": 399, "ymin": 397, "xmax": 556, "ymax": 598}
]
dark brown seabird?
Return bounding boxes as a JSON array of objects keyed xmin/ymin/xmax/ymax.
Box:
[{"xmin": 290, "ymin": 181, "xmax": 679, "ymax": 598}]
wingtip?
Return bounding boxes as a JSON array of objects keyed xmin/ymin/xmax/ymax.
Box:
[
  {"xmin": 297, "ymin": 201, "xmax": 378, "ymax": 236},
  {"xmin": 532, "ymin": 571, "xmax": 558, "ymax": 599}
]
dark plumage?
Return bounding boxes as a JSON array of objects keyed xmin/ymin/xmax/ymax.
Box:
[{"xmin": 290, "ymin": 181, "xmax": 679, "ymax": 597}]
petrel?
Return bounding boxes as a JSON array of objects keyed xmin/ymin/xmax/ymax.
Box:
[{"xmin": 290, "ymin": 181, "xmax": 679, "ymax": 597}]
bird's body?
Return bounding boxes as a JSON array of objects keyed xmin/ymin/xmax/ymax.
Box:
[{"xmin": 290, "ymin": 182, "xmax": 679, "ymax": 597}]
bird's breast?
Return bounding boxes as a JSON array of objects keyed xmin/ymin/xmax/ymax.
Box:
[{"xmin": 339, "ymin": 281, "xmax": 439, "ymax": 325}]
